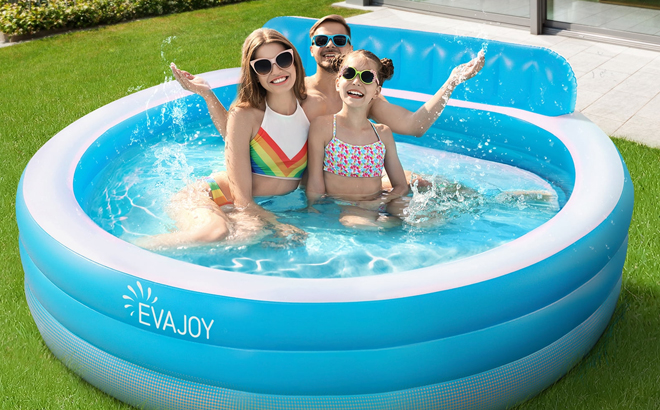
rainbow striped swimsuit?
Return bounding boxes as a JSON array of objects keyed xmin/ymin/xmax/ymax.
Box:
[{"xmin": 250, "ymin": 101, "xmax": 309, "ymax": 180}]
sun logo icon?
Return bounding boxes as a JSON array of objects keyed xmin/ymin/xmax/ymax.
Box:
[{"xmin": 123, "ymin": 281, "xmax": 158, "ymax": 316}]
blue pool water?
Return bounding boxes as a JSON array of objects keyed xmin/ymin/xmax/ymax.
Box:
[{"xmin": 83, "ymin": 115, "xmax": 561, "ymax": 278}]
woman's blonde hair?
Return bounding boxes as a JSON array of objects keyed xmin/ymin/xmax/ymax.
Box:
[{"xmin": 233, "ymin": 29, "xmax": 306, "ymax": 109}]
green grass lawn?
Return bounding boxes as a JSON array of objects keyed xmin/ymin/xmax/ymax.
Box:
[
  {"xmin": 1, "ymin": 1, "xmax": 660, "ymax": 408},
  {"xmin": 513, "ymin": 138, "xmax": 660, "ymax": 410},
  {"xmin": 599, "ymin": 0, "xmax": 660, "ymax": 10}
]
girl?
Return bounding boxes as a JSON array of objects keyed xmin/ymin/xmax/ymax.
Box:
[
  {"xmin": 306, "ymin": 50, "xmax": 410, "ymax": 229},
  {"xmin": 139, "ymin": 29, "xmax": 312, "ymax": 248}
]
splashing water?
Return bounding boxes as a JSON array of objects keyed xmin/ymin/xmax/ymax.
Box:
[
  {"xmin": 160, "ymin": 36, "xmax": 179, "ymax": 80},
  {"xmin": 403, "ymin": 176, "xmax": 486, "ymax": 227},
  {"xmin": 83, "ymin": 108, "xmax": 561, "ymax": 279}
]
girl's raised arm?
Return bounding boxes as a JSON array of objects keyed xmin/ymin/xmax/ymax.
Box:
[{"xmin": 369, "ymin": 52, "xmax": 485, "ymax": 137}]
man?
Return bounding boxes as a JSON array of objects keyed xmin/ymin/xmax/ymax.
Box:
[
  {"xmin": 171, "ymin": 14, "xmax": 484, "ymax": 138},
  {"xmin": 304, "ymin": 14, "xmax": 485, "ymax": 137},
  {"xmin": 303, "ymin": 15, "xmax": 352, "ymax": 121}
]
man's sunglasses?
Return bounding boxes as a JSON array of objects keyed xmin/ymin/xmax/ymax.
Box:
[
  {"xmin": 250, "ymin": 49, "xmax": 294, "ymax": 76},
  {"xmin": 311, "ymin": 34, "xmax": 351, "ymax": 48},
  {"xmin": 341, "ymin": 66, "xmax": 379, "ymax": 85}
]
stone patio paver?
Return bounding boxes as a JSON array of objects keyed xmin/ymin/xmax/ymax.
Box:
[
  {"xmin": 597, "ymin": 48, "xmax": 658, "ymax": 73},
  {"xmin": 578, "ymin": 68, "xmax": 632, "ymax": 94},
  {"xmin": 576, "ymin": 89, "xmax": 605, "ymax": 111},
  {"xmin": 640, "ymin": 55, "xmax": 660, "ymax": 74},
  {"xmin": 616, "ymin": 115, "xmax": 660, "ymax": 146},
  {"xmin": 610, "ymin": 71, "xmax": 660, "ymax": 98},
  {"xmin": 635, "ymin": 93, "xmax": 660, "ymax": 119},
  {"xmin": 583, "ymin": 90, "xmax": 651, "ymax": 122}
]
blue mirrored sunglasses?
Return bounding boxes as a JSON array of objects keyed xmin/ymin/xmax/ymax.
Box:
[{"xmin": 311, "ymin": 34, "xmax": 351, "ymax": 48}]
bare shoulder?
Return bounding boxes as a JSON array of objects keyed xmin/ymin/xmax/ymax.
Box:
[
  {"xmin": 309, "ymin": 114, "xmax": 334, "ymax": 143},
  {"xmin": 304, "ymin": 76, "xmax": 315, "ymax": 91},
  {"xmin": 374, "ymin": 122, "xmax": 394, "ymax": 141},
  {"xmin": 229, "ymin": 105, "xmax": 264, "ymax": 125},
  {"xmin": 229, "ymin": 105, "xmax": 262, "ymax": 122},
  {"xmin": 302, "ymin": 91, "xmax": 329, "ymax": 122},
  {"xmin": 304, "ymin": 89, "xmax": 326, "ymax": 103},
  {"xmin": 305, "ymin": 77, "xmax": 324, "ymax": 96},
  {"xmin": 310, "ymin": 114, "xmax": 333, "ymax": 130},
  {"xmin": 227, "ymin": 105, "xmax": 264, "ymax": 140}
]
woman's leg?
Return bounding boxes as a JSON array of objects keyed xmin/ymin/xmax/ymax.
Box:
[{"xmin": 134, "ymin": 179, "xmax": 232, "ymax": 249}]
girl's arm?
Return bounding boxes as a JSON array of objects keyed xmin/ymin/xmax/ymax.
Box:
[
  {"xmin": 171, "ymin": 63, "xmax": 228, "ymax": 137},
  {"xmin": 369, "ymin": 52, "xmax": 485, "ymax": 137},
  {"xmin": 379, "ymin": 125, "xmax": 409, "ymax": 197},
  {"xmin": 305, "ymin": 116, "xmax": 331, "ymax": 207}
]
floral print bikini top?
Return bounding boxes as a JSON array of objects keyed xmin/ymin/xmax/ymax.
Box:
[{"xmin": 323, "ymin": 115, "xmax": 386, "ymax": 178}]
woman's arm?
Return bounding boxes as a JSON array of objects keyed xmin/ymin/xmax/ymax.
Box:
[
  {"xmin": 225, "ymin": 109, "xmax": 280, "ymax": 223},
  {"xmin": 224, "ymin": 109, "xmax": 278, "ymax": 223},
  {"xmin": 305, "ymin": 116, "xmax": 332, "ymax": 207},
  {"xmin": 171, "ymin": 63, "xmax": 228, "ymax": 138},
  {"xmin": 369, "ymin": 51, "xmax": 485, "ymax": 137},
  {"xmin": 225, "ymin": 107, "xmax": 306, "ymax": 242},
  {"xmin": 225, "ymin": 107, "xmax": 257, "ymax": 209}
]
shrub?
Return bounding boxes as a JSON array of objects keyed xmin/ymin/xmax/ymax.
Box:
[{"xmin": 0, "ymin": 0, "xmax": 244, "ymax": 36}]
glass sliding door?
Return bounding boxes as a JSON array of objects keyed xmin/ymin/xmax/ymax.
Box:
[
  {"xmin": 415, "ymin": 0, "xmax": 530, "ymax": 17},
  {"xmin": 374, "ymin": 0, "xmax": 530, "ymax": 25},
  {"xmin": 547, "ymin": 0, "xmax": 660, "ymax": 40},
  {"xmin": 376, "ymin": 0, "xmax": 660, "ymax": 45}
]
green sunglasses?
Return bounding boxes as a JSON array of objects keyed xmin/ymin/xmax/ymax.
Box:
[{"xmin": 341, "ymin": 66, "xmax": 379, "ymax": 85}]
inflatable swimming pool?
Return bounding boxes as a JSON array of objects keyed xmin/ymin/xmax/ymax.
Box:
[{"xmin": 17, "ymin": 16, "xmax": 633, "ymax": 410}]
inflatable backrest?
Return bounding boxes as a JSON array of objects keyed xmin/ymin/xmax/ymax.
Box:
[{"xmin": 264, "ymin": 16, "xmax": 576, "ymax": 116}]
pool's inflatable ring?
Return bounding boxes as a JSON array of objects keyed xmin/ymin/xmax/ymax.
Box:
[{"xmin": 17, "ymin": 17, "xmax": 633, "ymax": 410}]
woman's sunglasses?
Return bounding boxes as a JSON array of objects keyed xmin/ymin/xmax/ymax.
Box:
[
  {"xmin": 311, "ymin": 34, "xmax": 351, "ymax": 48},
  {"xmin": 341, "ymin": 66, "xmax": 379, "ymax": 85},
  {"xmin": 250, "ymin": 49, "xmax": 294, "ymax": 76}
]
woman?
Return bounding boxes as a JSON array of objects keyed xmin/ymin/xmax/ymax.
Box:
[{"xmin": 139, "ymin": 29, "xmax": 312, "ymax": 248}]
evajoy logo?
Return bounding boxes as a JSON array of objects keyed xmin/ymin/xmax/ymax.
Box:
[{"xmin": 123, "ymin": 281, "xmax": 214, "ymax": 340}]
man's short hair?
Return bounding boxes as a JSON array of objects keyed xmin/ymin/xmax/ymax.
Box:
[{"xmin": 309, "ymin": 15, "xmax": 352, "ymax": 38}]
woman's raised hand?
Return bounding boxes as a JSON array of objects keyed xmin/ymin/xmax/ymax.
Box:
[
  {"xmin": 170, "ymin": 63, "xmax": 212, "ymax": 95},
  {"xmin": 449, "ymin": 50, "xmax": 486, "ymax": 87}
]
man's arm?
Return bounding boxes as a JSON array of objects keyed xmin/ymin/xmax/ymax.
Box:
[{"xmin": 370, "ymin": 52, "xmax": 485, "ymax": 137}]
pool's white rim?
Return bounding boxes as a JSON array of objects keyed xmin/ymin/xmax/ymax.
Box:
[{"xmin": 21, "ymin": 67, "xmax": 624, "ymax": 303}]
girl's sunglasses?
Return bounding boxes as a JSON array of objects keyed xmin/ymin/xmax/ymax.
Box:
[
  {"xmin": 341, "ymin": 67, "xmax": 379, "ymax": 85},
  {"xmin": 250, "ymin": 49, "xmax": 294, "ymax": 76},
  {"xmin": 311, "ymin": 34, "xmax": 351, "ymax": 48}
]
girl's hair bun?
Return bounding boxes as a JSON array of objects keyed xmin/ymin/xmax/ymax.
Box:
[
  {"xmin": 379, "ymin": 58, "xmax": 394, "ymax": 81},
  {"xmin": 331, "ymin": 54, "xmax": 346, "ymax": 73},
  {"xmin": 334, "ymin": 50, "xmax": 396, "ymax": 85}
]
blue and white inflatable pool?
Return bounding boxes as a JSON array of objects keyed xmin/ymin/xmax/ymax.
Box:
[{"xmin": 16, "ymin": 16, "xmax": 633, "ymax": 410}]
